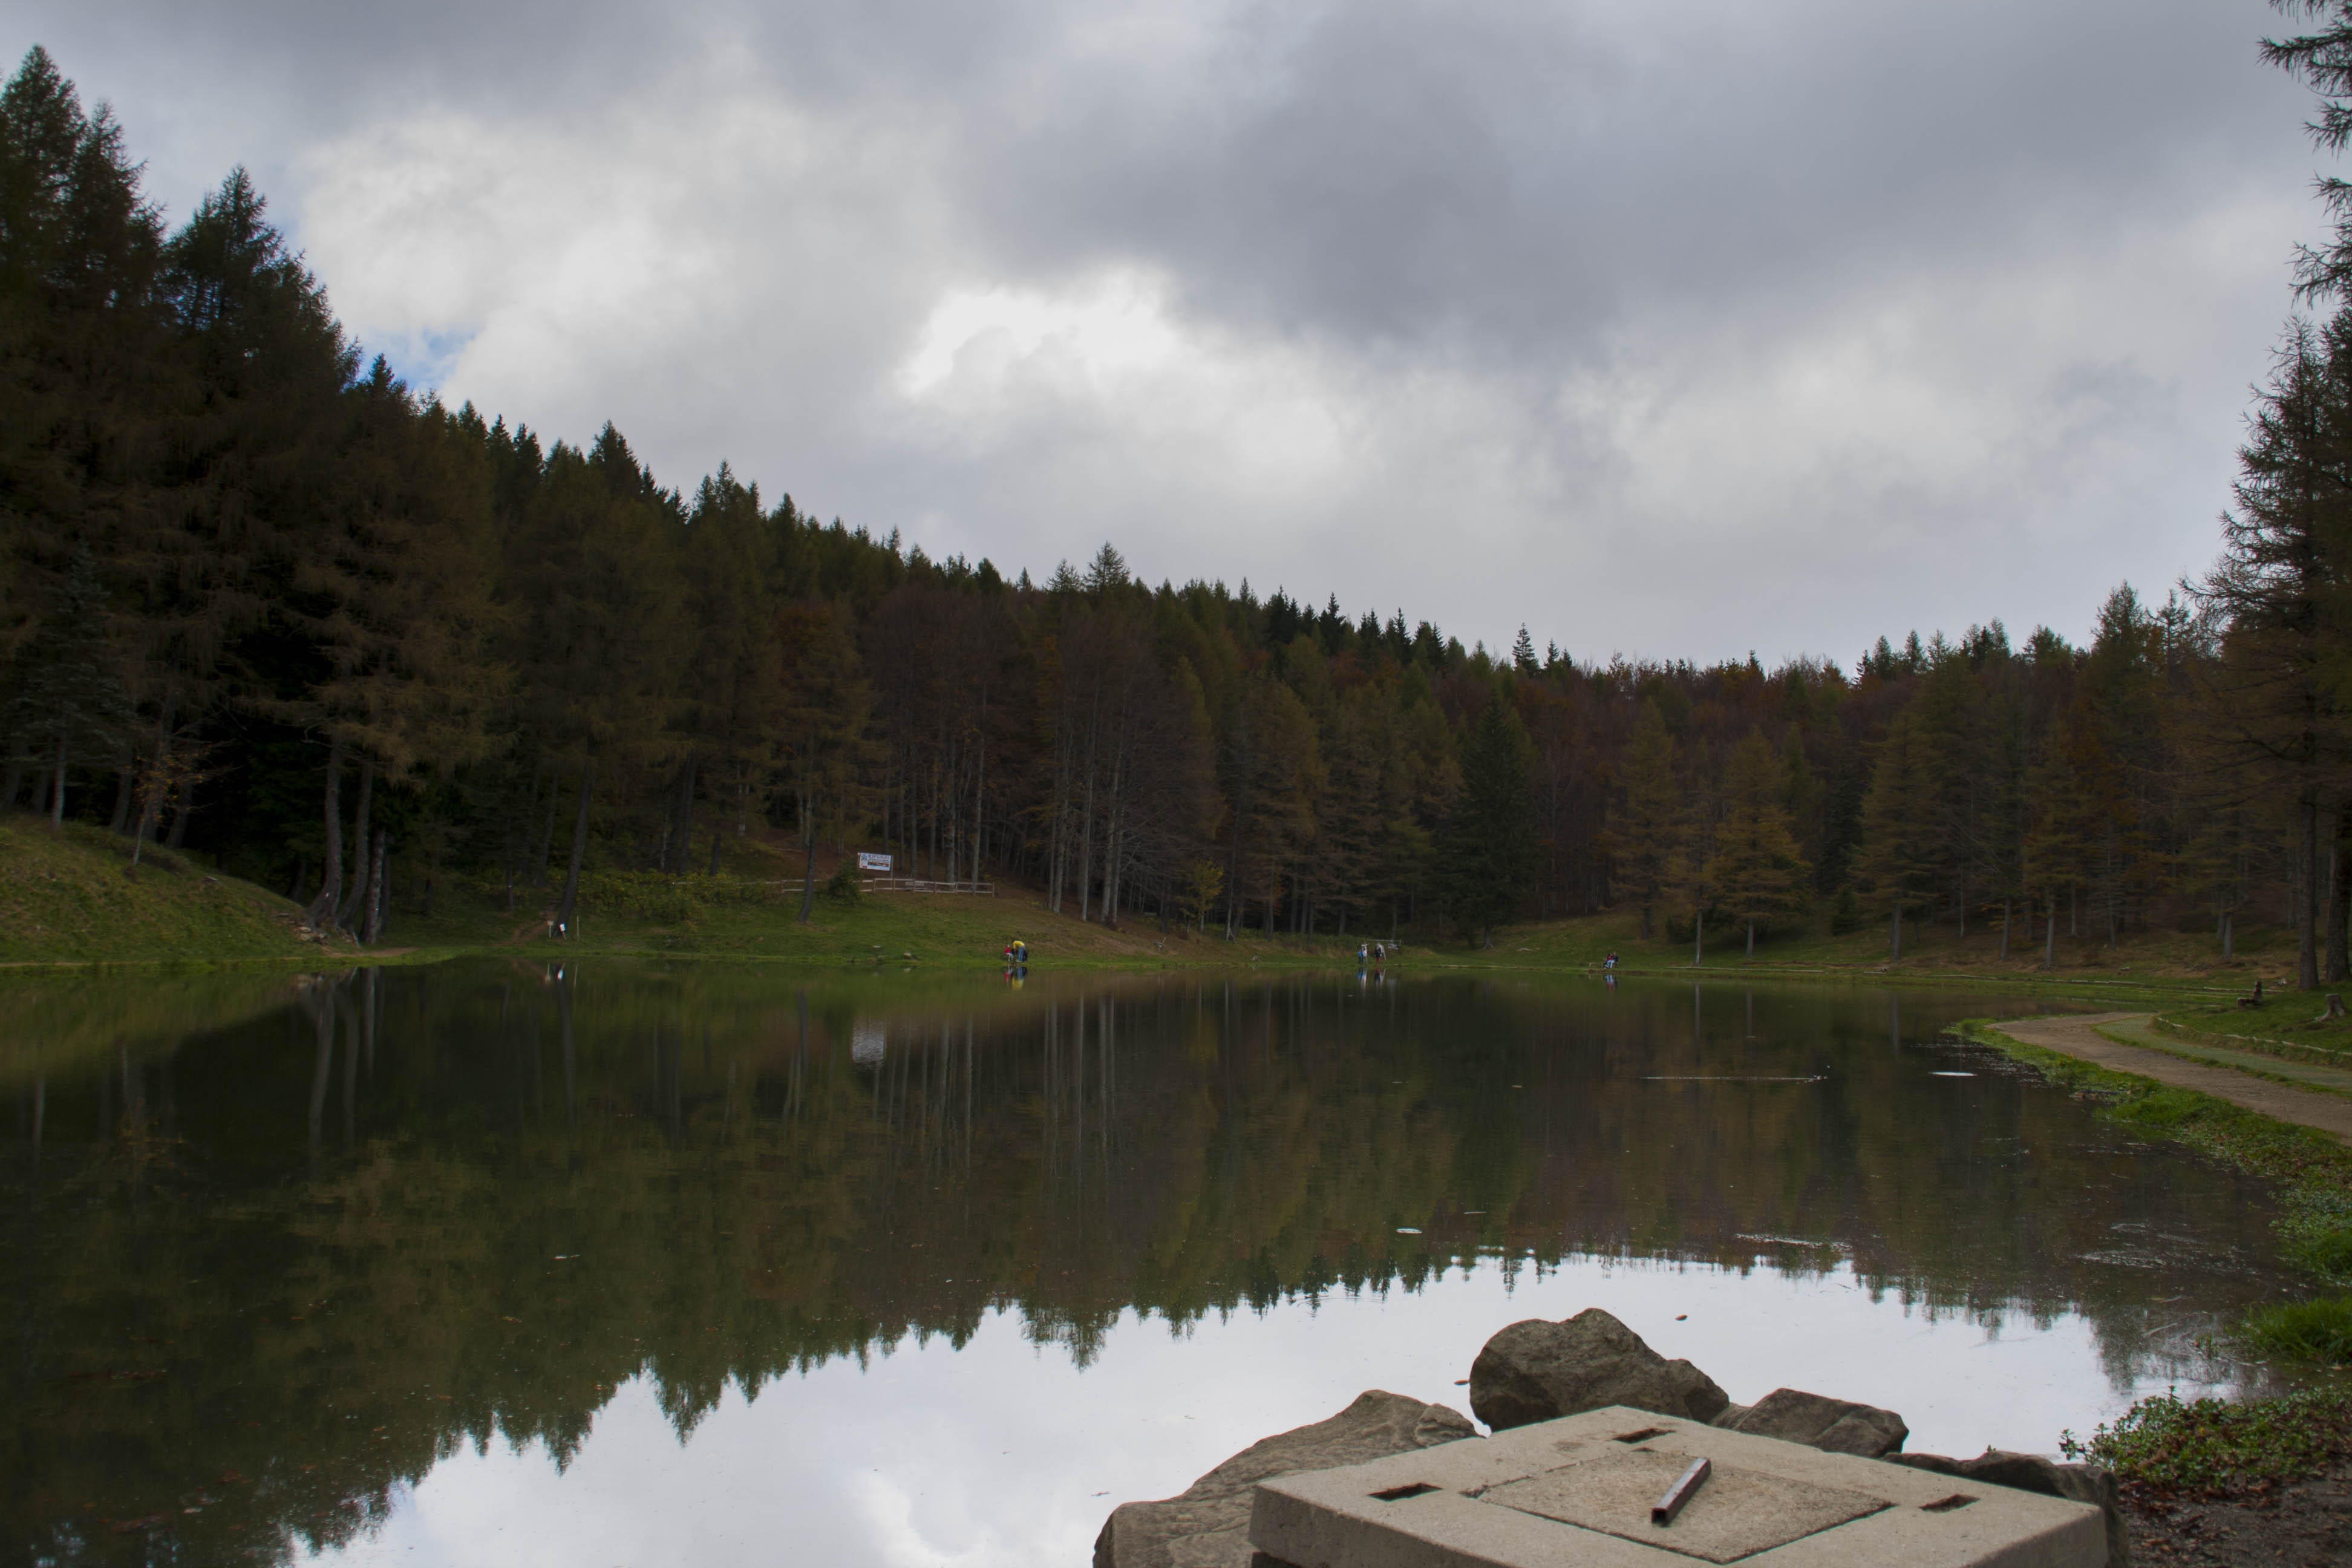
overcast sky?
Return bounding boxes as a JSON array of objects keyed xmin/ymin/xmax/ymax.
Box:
[{"xmin": 6, "ymin": 1, "xmax": 2329, "ymax": 664}]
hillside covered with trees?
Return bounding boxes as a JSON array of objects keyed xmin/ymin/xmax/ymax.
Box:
[{"xmin": 6, "ymin": 38, "xmax": 2352, "ymax": 982}]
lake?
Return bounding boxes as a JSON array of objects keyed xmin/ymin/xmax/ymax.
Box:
[{"xmin": 0, "ymin": 964, "xmax": 2295, "ymax": 1566}]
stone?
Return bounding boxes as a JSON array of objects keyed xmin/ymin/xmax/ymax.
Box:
[
  {"xmin": 1892, "ymin": 1451, "xmax": 2129, "ymax": 1568},
  {"xmin": 1248, "ymin": 1406, "xmax": 2106, "ymax": 1568},
  {"xmin": 1469, "ymin": 1308, "xmax": 1730, "ymax": 1431},
  {"xmin": 1717, "ymin": 1387, "xmax": 1909, "ymax": 1457},
  {"xmin": 1092, "ymin": 1390, "xmax": 1475, "ymax": 1568}
]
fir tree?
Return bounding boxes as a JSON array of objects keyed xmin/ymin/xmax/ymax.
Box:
[
  {"xmin": 1709, "ymin": 728, "xmax": 1811, "ymax": 955},
  {"xmin": 1607, "ymin": 699, "xmax": 1682, "ymax": 938},
  {"xmin": 1852, "ymin": 706, "xmax": 1939, "ymax": 959},
  {"xmin": 1442, "ymin": 684, "xmax": 1535, "ymax": 946},
  {"xmin": 5, "ymin": 542, "xmax": 131, "ymax": 828}
]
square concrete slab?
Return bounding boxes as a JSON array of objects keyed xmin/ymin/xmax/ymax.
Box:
[{"xmin": 1248, "ymin": 1406, "xmax": 2105, "ymax": 1567}]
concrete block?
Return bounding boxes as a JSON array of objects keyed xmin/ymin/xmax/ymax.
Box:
[{"xmin": 1249, "ymin": 1405, "xmax": 2105, "ymax": 1567}]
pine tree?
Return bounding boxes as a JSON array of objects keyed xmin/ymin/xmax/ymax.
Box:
[
  {"xmin": 1607, "ymin": 699, "xmax": 1682, "ymax": 937},
  {"xmin": 1708, "ymin": 728, "xmax": 1811, "ymax": 955},
  {"xmin": 4, "ymin": 541, "xmax": 131, "ymax": 827},
  {"xmin": 1442, "ymin": 684, "xmax": 1536, "ymax": 946},
  {"xmin": 1851, "ymin": 706, "xmax": 1939, "ymax": 959},
  {"xmin": 2188, "ymin": 313, "xmax": 2352, "ymax": 988},
  {"xmin": 777, "ymin": 599, "xmax": 871, "ymax": 922}
]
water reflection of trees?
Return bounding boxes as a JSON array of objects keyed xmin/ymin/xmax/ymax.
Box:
[{"xmin": 0, "ymin": 969, "xmax": 2284, "ymax": 1564}]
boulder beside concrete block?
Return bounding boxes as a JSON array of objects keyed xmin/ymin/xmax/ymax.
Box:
[
  {"xmin": 1717, "ymin": 1386, "xmax": 1910, "ymax": 1457},
  {"xmin": 1091, "ymin": 1389, "xmax": 1474, "ymax": 1568},
  {"xmin": 1469, "ymin": 1307, "xmax": 1731, "ymax": 1430}
]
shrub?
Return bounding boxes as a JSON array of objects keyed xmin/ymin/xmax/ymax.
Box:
[
  {"xmin": 825, "ymin": 864, "xmax": 861, "ymax": 904},
  {"xmin": 2062, "ymin": 1388, "xmax": 2352, "ymax": 1495},
  {"xmin": 2279, "ymin": 1188, "xmax": 2352, "ymax": 1284}
]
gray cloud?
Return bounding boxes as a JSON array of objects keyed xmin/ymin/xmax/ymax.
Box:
[{"xmin": 1, "ymin": 0, "xmax": 2324, "ymax": 661}]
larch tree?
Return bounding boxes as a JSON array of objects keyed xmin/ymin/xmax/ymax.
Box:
[
  {"xmin": 1707, "ymin": 728, "xmax": 1811, "ymax": 956},
  {"xmin": 1607, "ymin": 699, "xmax": 1682, "ymax": 938},
  {"xmin": 1442, "ymin": 682, "xmax": 1537, "ymax": 947},
  {"xmin": 777, "ymin": 598, "xmax": 872, "ymax": 923},
  {"xmin": 1852, "ymin": 705, "xmax": 1940, "ymax": 959},
  {"xmin": 4, "ymin": 541, "xmax": 131, "ymax": 827},
  {"xmin": 2189, "ymin": 314, "xmax": 2352, "ymax": 988}
]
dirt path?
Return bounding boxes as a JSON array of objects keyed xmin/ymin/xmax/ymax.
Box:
[{"xmin": 1992, "ymin": 1013, "xmax": 2352, "ymax": 1143}]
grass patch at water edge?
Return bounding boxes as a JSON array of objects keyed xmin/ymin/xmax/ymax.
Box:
[{"xmin": 2243, "ymin": 1297, "xmax": 2352, "ymax": 1365}]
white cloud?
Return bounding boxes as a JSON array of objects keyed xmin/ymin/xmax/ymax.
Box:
[{"xmin": 39, "ymin": 0, "xmax": 2321, "ymax": 659}]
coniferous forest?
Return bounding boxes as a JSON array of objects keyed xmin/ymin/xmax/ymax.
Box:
[{"xmin": 11, "ymin": 35, "xmax": 2352, "ymax": 985}]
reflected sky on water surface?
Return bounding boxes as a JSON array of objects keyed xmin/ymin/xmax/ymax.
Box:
[{"xmin": 0, "ymin": 965, "xmax": 2293, "ymax": 1566}]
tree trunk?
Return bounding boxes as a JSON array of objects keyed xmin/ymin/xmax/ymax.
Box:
[
  {"xmin": 303, "ymin": 736, "xmax": 346, "ymax": 926},
  {"xmin": 1746, "ymin": 920, "xmax": 1755, "ymax": 958},
  {"xmin": 797, "ymin": 800, "xmax": 818, "ymax": 923},
  {"xmin": 532, "ymin": 776, "xmax": 560, "ymax": 886},
  {"xmin": 709, "ymin": 826, "xmax": 723, "ymax": 877},
  {"xmin": 108, "ymin": 765, "xmax": 131, "ymax": 833},
  {"xmin": 673, "ymin": 749, "xmax": 698, "ymax": 874},
  {"xmin": 47, "ymin": 731, "xmax": 66, "ymax": 831},
  {"xmin": 1890, "ymin": 902, "xmax": 1903, "ymax": 961},
  {"xmin": 373, "ymin": 832, "xmax": 390, "ymax": 941},
  {"xmin": 2329, "ymin": 808, "xmax": 2351, "ymax": 983},
  {"xmin": 165, "ymin": 776, "xmax": 192, "ymax": 848},
  {"xmin": 359, "ymin": 829, "xmax": 387, "ymax": 944},
  {"xmin": 131, "ymin": 684, "xmax": 181, "ymax": 856},
  {"xmin": 1694, "ymin": 907, "xmax": 1704, "ymax": 966},
  {"xmin": 972, "ymin": 719, "xmax": 987, "ymax": 886},
  {"xmin": 2298, "ymin": 791, "xmax": 2321, "ymax": 990},
  {"xmin": 1998, "ymin": 899, "xmax": 2010, "ymax": 961},
  {"xmin": 2043, "ymin": 893, "xmax": 2056, "ymax": 969},
  {"xmin": 336, "ymin": 757, "xmax": 374, "ymax": 930},
  {"xmin": 555, "ymin": 762, "xmax": 594, "ymax": 938},
  {"xmin": 2224, "ymin": 910, "xmax": 2236, "ymax": 962}
]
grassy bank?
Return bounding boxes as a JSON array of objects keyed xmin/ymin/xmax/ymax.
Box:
[
  {"xmin": 0, "ymin": 806, "xmax": 2296, "ymax": 995},
  {"xmin": 0, "ymin": 815, "xmax": 347, "ymax": 964}
]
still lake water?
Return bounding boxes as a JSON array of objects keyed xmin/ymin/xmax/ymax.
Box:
[{"xmin": 0, "ymin": 964, "xmax": 2297, "ymax": 1566}]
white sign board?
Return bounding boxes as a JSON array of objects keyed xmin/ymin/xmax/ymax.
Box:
[{"xmin": 857, "ymin": 851, "xmax": 893, "ymax": 873}]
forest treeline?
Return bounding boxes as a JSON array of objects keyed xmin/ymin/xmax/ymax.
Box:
[{"xmin": 4, "ymin": 41, "xmax": 2352, "ymax": 981}]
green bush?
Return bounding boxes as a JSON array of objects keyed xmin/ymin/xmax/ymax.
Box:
[
  {"xmin": 2280, "ymin": 1189, "xmax": 2352, "ymax": 1284},
  {"xmin": 2244, "ymin": 1296, "xmax": 2352, "ymax": 1364},
  {"xmin": 825, "ymin": 864, "xmax": 861, "ymax": 904},
  {"xmin": 2062, "ymin": 1388, "xmax": 2352, "ymax": 1494},
  {"xmin": 565, "ymin": 870, "xmax": 780, "ymax": 924}
]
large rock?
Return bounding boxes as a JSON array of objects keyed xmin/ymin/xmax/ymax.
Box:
[
  {"xmin": 1469, "ymin": 1308, "xmax": 1730, "ymax": 1431},
  {"xmin": 1892, "ymin": 1449, "xmax": 2129, "ymax": 1567},
  {"xmin": 1091, "ymin": 1390, "xmax": 1474, "ymax": 1568},
  {"xmin": 1716, "ymin": 1387, "xmax": 1909, "ymax": 1457}
]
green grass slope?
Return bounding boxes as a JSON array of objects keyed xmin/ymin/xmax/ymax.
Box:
[{"xmin": 0, "ymin": 815, "xmax": 338, "ymax": 964}]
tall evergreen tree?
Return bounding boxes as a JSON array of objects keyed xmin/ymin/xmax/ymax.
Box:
[
  {"xmin": 1442, "ymin": 684, "xmax": 1536, "ymax": 947},
  {"xmin": 1607, "ymin": 699, "xmax": 1682, "ymax": 937},
  {"xmin": 1852, "ymin": 706, "xmax": 1939, "ymax": 959},
  {"xmin": 4, "ymin": 540, "xmax": 129, "ymax": 827},
  {"xmin": 1708, "ymin": 728, "xmax": 1811, "ymax": 955},
  {"xmin": 2189, "ymin": 314, "xmax": 2352, "ymax": 988}
]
